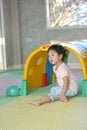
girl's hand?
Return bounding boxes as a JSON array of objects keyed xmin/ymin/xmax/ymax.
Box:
[{"xmin": 60, "ymin": 95, "xmax": 68, "ymax": 102}]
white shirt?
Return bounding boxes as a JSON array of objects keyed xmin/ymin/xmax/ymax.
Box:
[{"xmin": 53, "ymin": 62, "xmax": 78, "ymax": 94}]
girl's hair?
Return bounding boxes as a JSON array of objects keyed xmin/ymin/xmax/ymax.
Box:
[{"xmin": 48, "ymin": 44, "xmax": 66, "ymax": 61}]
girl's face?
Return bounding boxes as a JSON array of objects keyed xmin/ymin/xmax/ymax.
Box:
[{"xmin": 48, "ymin": 50, "xmax": 63, "ymax": 65}]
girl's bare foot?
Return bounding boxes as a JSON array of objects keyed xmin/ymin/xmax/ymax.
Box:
[{"xmin": 29, "ymin": 99, "xmax": 41, "ymax": 106}]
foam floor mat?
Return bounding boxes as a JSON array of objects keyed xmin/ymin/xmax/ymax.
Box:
[{"xmin": 0, "ymin": 96, "xmax": 87, "ymax": 130}]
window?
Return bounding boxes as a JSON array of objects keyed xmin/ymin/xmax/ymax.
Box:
[{"xmin": 46, "ymin": 0, "xmax": 87, "ymax": 28}]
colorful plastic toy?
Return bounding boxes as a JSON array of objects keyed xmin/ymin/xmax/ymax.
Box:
[
  {"xmin": 6, "ymin": 86, "xmax": 20, "ymax": 96},
  {"xmin": 20, "ymin": 41, "xmax": 87, "ymax": 96},
  {"xmin": 42, "ymin": 73, "xmax": 48, "ymax": 87}
]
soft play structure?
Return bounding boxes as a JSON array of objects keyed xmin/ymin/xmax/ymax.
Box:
[{"xmin": 20, "ymin": 41, "xmax": 87, "ymax": 96}]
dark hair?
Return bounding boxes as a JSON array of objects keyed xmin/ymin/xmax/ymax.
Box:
[{"xmin": 48, "ymin": 44, "xmax": 66, "ymax": 61}]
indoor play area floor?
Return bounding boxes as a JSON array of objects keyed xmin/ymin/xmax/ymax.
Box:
[{"xmin": 0, "ymin": 69, "xmax": 87, "ymax": 130}]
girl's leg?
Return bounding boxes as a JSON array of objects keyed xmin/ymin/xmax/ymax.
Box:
[
  {"xmin": 29, "ymin": 95, "xmax": 51, "ymax": 106},
  {"xmin": 29, "ymin": 86, "xmax": 61, "ymax": 106},
  {"xmin": 66, "ymin": 89, "xmax": 76, "ymax": 97}
]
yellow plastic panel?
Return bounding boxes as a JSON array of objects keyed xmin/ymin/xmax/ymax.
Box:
[{"xmin": 24, "ymin": 47, "xmax": 48, "ymax": 91}]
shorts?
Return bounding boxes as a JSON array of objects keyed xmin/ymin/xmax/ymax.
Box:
[{"xmin": 48, "ymin": 86, "xmax": 75, "ymax": 102}]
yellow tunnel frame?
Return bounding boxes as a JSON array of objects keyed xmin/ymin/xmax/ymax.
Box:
[{"xmin": 20, "ymin": 42, "xmax": 87, "ymax": 96}]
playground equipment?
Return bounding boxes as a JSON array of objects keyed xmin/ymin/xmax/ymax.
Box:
[{"xmin": 20, "ymin": 41, "xmax": 87, "ymax": 96}]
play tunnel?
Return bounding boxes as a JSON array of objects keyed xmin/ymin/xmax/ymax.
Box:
[{"xmin": 20, "ymin": 41, "xmax": 87, "ymax": 96}]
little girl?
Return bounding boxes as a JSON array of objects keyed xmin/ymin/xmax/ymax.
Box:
[{"xmin": 29, "ymin": 44, "xmax": 78, "ymax": 106}]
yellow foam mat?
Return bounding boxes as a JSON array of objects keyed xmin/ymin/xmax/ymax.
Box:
[{"xmin": 0, "ymin": 96, "xmax": 87, "ymax": 130}]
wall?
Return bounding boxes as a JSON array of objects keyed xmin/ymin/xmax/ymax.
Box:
[{"xmin": 18, "ymin": 0, "xmax": 87, "ymax": 65}]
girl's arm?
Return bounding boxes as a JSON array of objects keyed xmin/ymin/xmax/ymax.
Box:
[{"xmin": 60, "ymin": 76, "xmax": 69, "ymax": 102}]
